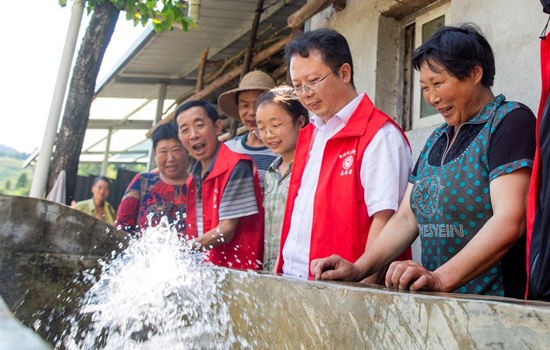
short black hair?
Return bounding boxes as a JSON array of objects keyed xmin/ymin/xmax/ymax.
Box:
[
  {"xmin": 92, "ymin": 176, "xmax": 111, "ymax": 188},
  {"xmin": 174, "ymin": 100, "xmax": 219, "ymax": 125},
  {"xmin": 255, "ymin": 86, "xmax": 310, "ymax": 126},
  {"xmin": 151, "ymin": 122, "xmax": 179, "ymax": 151},
  {"xmin": 284, "ymin": 28, "xmax": 355, "ymax": 89},
  {"xmin": 412, "ymin": 23, "xmax": 495, "ymax": 87}
]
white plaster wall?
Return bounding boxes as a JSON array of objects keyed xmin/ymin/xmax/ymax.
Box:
[
  {"xmin": 449, "ymin": 0, "xmax": 547, "ymax": 113},
  {"xmin": 310, "ymin": 0, "xmax": 394, "ymax": 100},
  {"xmin": 311, "ymin": 0, "xmax": 548, "ymax": 117}
]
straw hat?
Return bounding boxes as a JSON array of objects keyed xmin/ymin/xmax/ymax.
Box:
[{"xmin": 218, "ymin": 70, "xmax": 276, "ymax": 121}]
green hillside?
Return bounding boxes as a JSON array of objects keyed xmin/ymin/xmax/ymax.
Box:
[{"xmin": 0, "ymin": 156, "xmax": 33, "ymax": 195}]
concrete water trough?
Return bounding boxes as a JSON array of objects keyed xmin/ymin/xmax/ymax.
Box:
[{"xmin": 1, "ymin": 193, "xmax": 550, "ymax": 349}]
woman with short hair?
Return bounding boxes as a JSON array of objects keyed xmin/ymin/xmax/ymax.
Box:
[{"xmin": 116, "ymin": 123, "xmax": 189, "ymax": 236}]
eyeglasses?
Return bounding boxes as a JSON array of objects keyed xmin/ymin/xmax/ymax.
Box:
[
  {"xmin": 253, "ymin": 121, "xmax": 294, "ymax": 139},
  {"xmin": 292, "ymin": 70, "xmax": 334, "ymax": 98}
]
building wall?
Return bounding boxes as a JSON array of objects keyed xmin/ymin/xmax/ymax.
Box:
[
  {"xmin": 310, "ymin": 0, "xmax": 387, "ymax": 99},
  {"xmin": 449, "ymin": 0, "xmax": 545, "ymax": 115},
  {"xmin": 310, "ymin": 0, "xmax": 547, "ymax": 156}
]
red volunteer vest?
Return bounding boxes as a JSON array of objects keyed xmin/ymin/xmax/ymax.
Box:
[
  {"xmin": 526, "ymin": 35, "xmax": 550, "ymax": 296},
  {"xmin": 276, "ymin": 95, "xmax": 412, "ymax": 277},
  {"xmin": 186, "ymin": 143, "xmax": 264, "ymax": 270}
]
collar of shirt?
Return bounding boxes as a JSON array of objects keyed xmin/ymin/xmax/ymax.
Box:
[
  {"xmin": 191, "ymin": 141, "xmax": 221, "ymax": 187},
  {"xmin": 268, "ymin": 155, "xmax": 293, "ymax": 182},
  {"xmin": 437, "ymin": 94, "xmax": 504, "ymax": 140},
  {"xmin": 269, "ymin": 155, "xmax": 284, "ymax": 172}
]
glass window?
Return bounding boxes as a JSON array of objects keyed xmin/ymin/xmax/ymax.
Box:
[
  {"xmin": 402, "ymin": 2, "xmax": 450, "ymax": 131},
  {"xmin": 420, "ymin": 15, "xmax": 445, "ymax": 118}
]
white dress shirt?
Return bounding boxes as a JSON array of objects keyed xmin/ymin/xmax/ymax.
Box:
[{"xmin": 282, "ymin": 93, "xmax": 412, "ymax": 278}]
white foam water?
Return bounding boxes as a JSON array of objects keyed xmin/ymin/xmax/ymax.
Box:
[{"xmin": 59, "ymin": 217, "xmax": 239, "ymax": 349}]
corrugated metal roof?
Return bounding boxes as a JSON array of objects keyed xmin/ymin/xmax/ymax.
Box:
[{"xmin": 95, "ymin": 0, "xmax": 305, "ymax": 100}]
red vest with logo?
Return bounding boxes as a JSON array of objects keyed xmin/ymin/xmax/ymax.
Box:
[
  {"xmin": 186, "ymin": 143, "xmax": 264, "ymax": 270},
  {"xmin": 276, "ymin": 94, "xmax": 412, "ymax": 277}
]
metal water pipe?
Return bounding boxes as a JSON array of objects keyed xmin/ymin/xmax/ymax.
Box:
[{"xmin": 29, "ymin": 0, "xmax": 85, "ymax": 198}]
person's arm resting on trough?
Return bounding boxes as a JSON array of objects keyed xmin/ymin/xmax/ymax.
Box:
[
  {"xmin": 384, "ymin": 169, "xmax": 530, "ymax": 292},
  {"xmin": 311, "ymin": 183, "xmax": 418, "ymax": 282}
]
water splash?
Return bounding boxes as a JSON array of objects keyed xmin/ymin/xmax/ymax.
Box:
[{"xmin": 58, "ymin": 217, "xmax": 238, "ymax": 349}]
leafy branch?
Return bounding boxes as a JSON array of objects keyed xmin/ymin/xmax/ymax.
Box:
[{"xmin": 58, "ymin": 0, "xmax": 198, "ymax": 32}]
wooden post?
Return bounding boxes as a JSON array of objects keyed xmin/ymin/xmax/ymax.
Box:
[
  {"xmin": 288, "ymin": 0, "xmax": 338, "ymax": 29},
  {"xmin": 148, "ymin": 0, "xmax": 347, "ymax": 138},
  {"xmin": 195, "ymin": 47, "xmax": 209, "ymax": 92},
  {"xmin": 241, "ymin": 0, "xmax": 265, "ymax": 80},
  {"xmin": 146, "ymin": 36, "xmax": 291, "ymax": 137}
]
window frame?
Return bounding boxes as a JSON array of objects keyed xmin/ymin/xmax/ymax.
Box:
[{"xmin": 407, "ymin": 2, "xmax": 451, "ymax": 130}]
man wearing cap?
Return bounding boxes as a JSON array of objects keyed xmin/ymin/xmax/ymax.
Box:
[
  {"xmin": 218, "ymin": 70, "xmax": 278, "ymax": 188},
  {"xmin": 276, "ymin": 29, "xmax": 413, "ymax": 282},
  {"xmin": 175, "ymin": 100, "xmax": 264, "ymax": 270}
]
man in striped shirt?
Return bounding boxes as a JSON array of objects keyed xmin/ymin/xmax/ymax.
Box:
[
  {"xmin": 218, "ymin": 70, "xmax": 277, "ymax": 189},
  {"xmin": 175, "ymin": 100, "xmax": 264, "ymax": 270}
]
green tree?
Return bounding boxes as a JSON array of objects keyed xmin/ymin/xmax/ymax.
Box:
[
  {"xmin": 4, "ymin": 179, "xmax": 12, "ymax": 191},
  {"xmin": 16, "ymin": 173, "xmax": 28, "ymax": 189},
  {"xmin": 77, "ymin": 163, "xmax": 102, "ymax": 177},
  {"xmin": 48, "ymin": 0, "xmax": 197, "ymax": 204}
]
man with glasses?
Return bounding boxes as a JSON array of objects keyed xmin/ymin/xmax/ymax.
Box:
[{"xmin": 275, "ymin": 29, "xmax": 413, "ymax": 282}]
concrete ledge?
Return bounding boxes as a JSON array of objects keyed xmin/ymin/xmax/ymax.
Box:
[
  {"xmin": 0, "ymin": 194, "xmax": 128, "ymax": 257},
  {"xmin": 223, "ymin": 270, "xmax": 550, "ymax": 349},
  {"xmin": 0, "ymin": 194, "xmax": 129, "ymax": 346}
]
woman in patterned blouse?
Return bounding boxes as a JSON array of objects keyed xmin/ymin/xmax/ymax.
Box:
[{"xmin": 116, "ymin": 123, "xmax": 189, "ymax": 236}]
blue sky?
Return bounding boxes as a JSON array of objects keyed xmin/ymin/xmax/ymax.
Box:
[{"xmin": 0, "ymin": 0, "xmax": 144, "ymax": 154}]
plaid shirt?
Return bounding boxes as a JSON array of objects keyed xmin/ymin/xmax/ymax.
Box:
[{"xmin": 263, "ymin": 156, "xmax": 293, "ymax": 272}]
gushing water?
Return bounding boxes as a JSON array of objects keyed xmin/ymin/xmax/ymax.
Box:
[{"xmin": 57, "ymin": 217, "xmax": 240, "ymax": 349}]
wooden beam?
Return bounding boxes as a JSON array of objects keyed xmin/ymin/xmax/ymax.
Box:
[
  {"xmin": 241, "ymin": 0, "xmax": 265, "ymax": 79},
  {"xmin": 272, "ymin": 64, "xmax": 288, "ymax": 83},
  {"xmin": 147, "ymin": 0, "xmax": 343, "ymax": 138},
  {"xmin": 287, "ymin": 0, "xmax": 339, "ymax": 29},
  {"xmin": 195, "ymin": 47, "xmax": 209, "ymax": 92},
  {"xmin": 206, "ymin": 59, "xmax": 225, "ymax": 68},
  {"xmin": 146, "ymin": 36, "xmax": 290, "ymax": 137}
]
